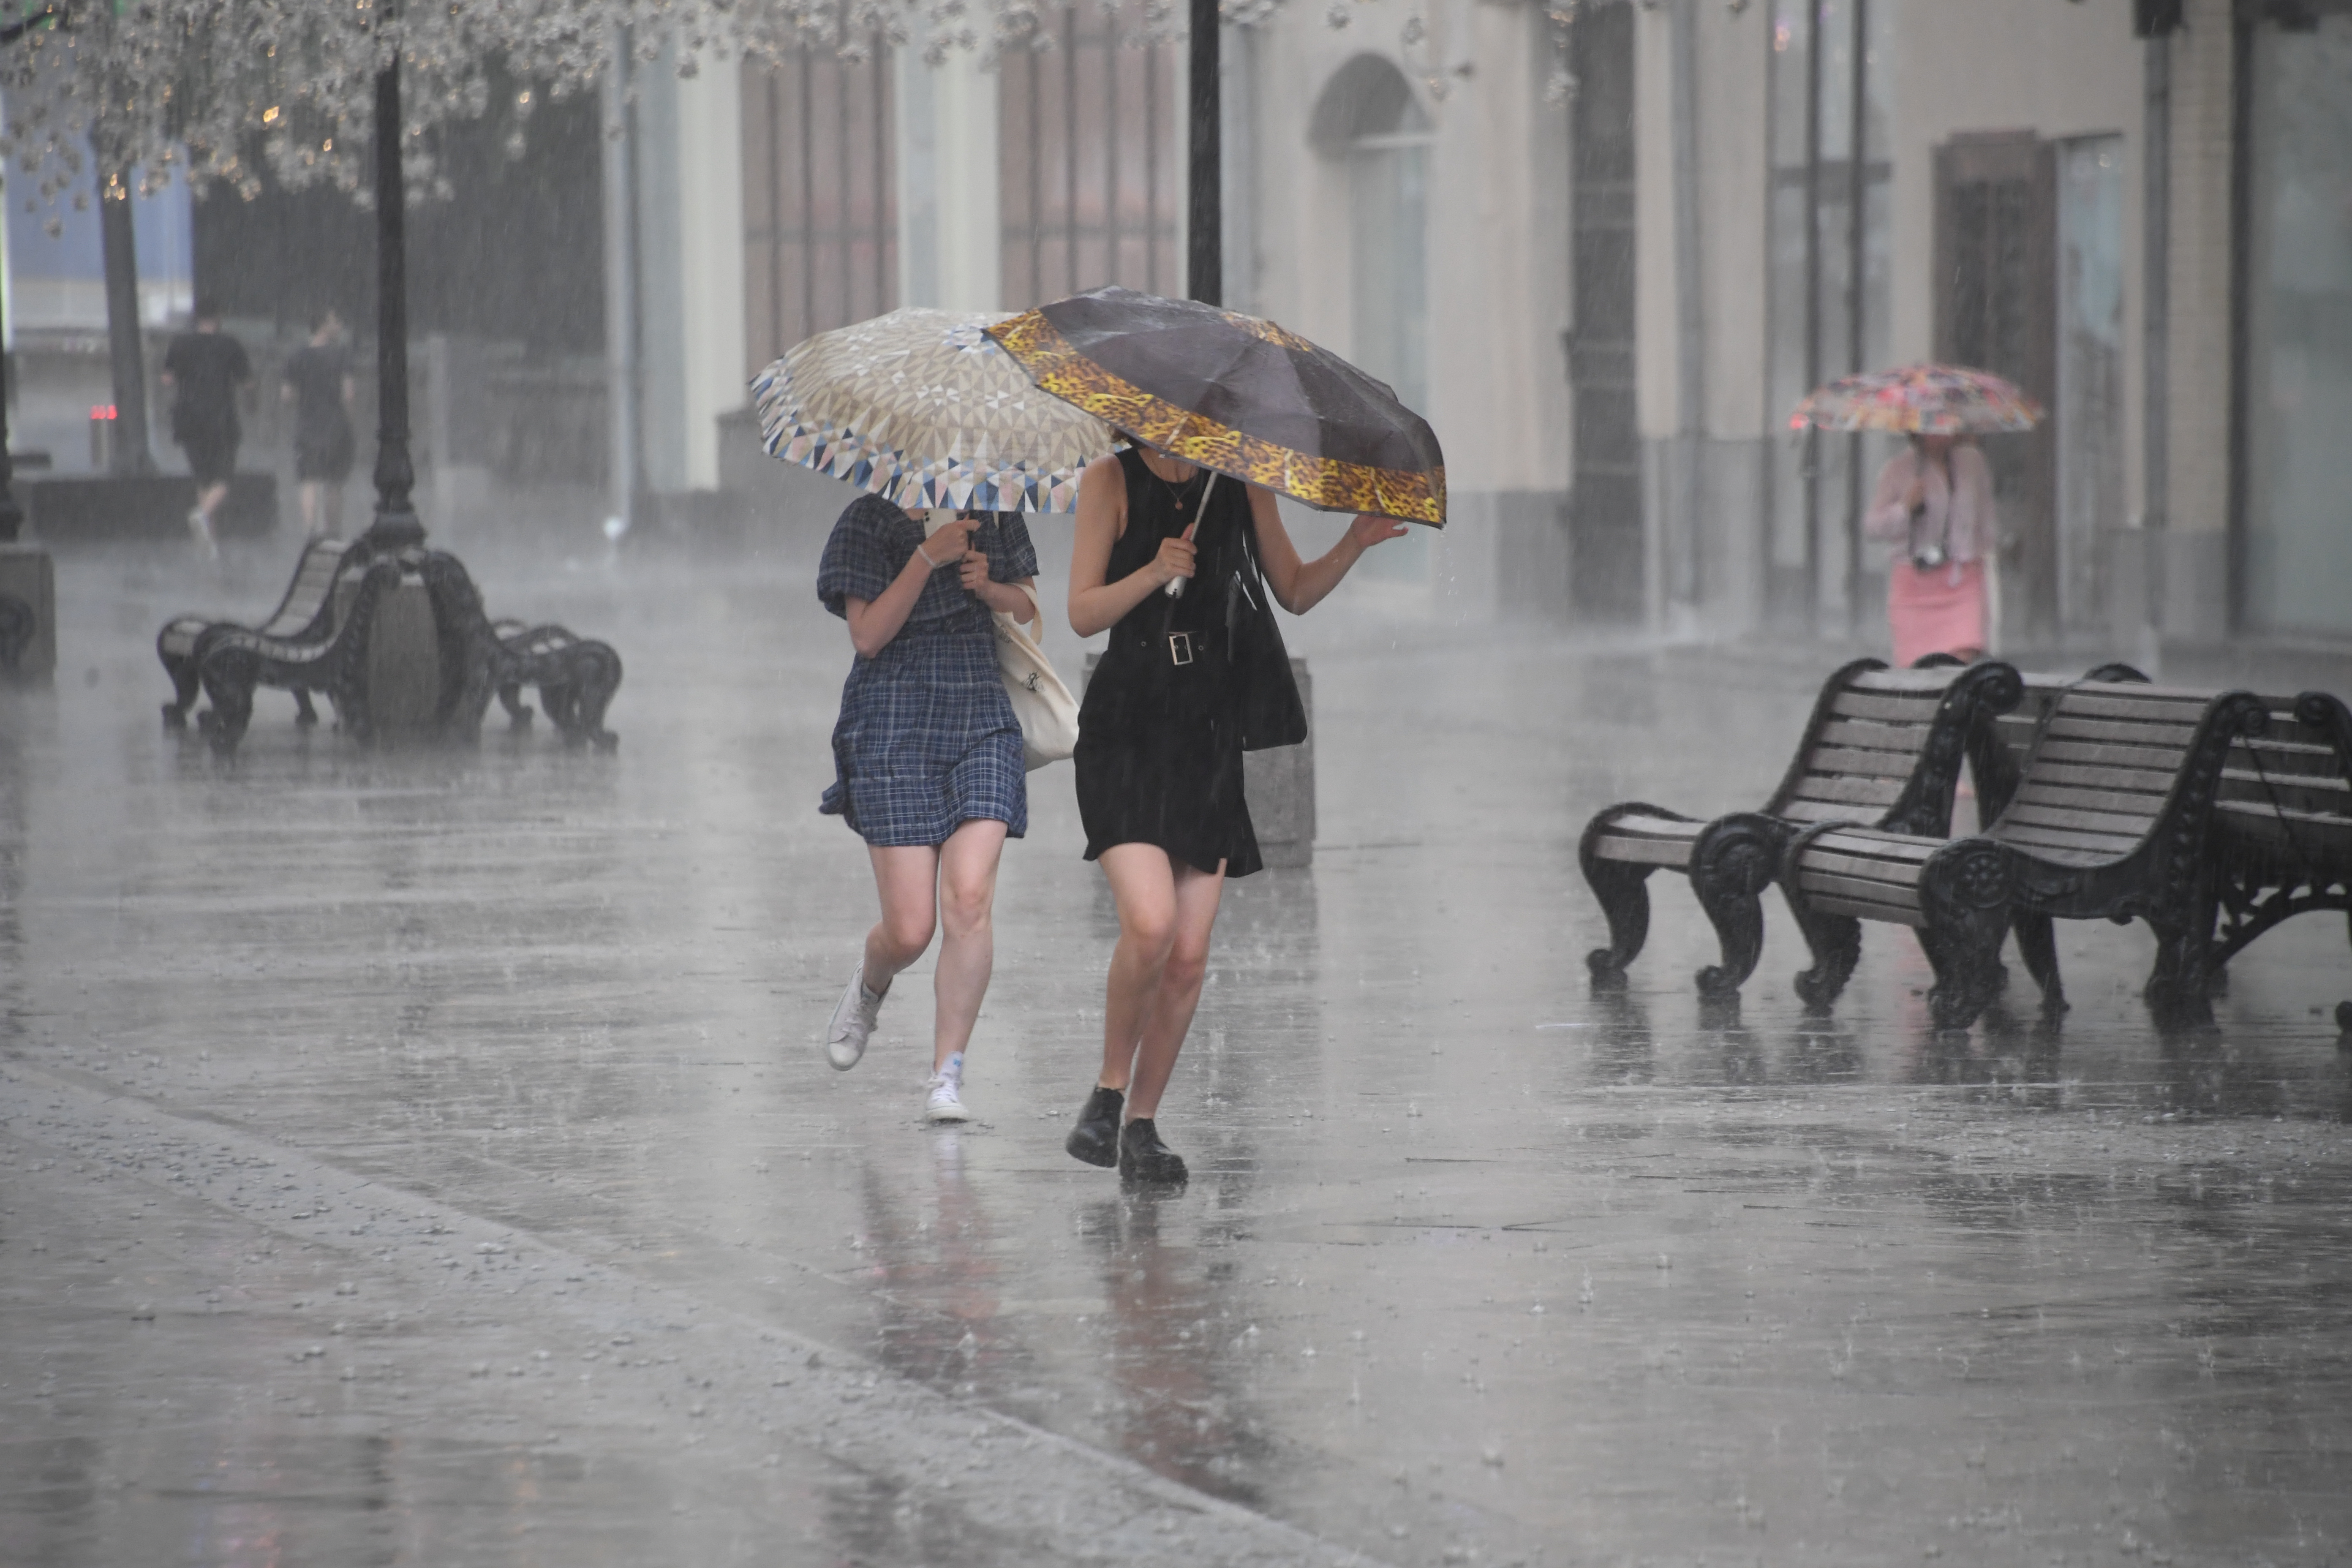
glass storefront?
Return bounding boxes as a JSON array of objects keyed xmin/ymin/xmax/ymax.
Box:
[{"xmin": 2243, "ymin": 16, "xmax": 2352, "ymax": 637}]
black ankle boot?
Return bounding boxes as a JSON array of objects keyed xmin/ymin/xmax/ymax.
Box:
[
  {"xmin": 1117, "ymin": 1118, "xmax": 1187, "ymax": 1184},
  {"xmin": 1065, "ymin": 1086, "xmax": 1123, "ymax": 1168}
]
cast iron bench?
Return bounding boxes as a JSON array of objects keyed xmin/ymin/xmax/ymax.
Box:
[
  {"xmin": 159, "ymin": 536, "xmax": 355, "ymax": 727},
  {"xmin": 2208, "ymin": 691, "xmax": 2352, "ymax": 1028},
  {"xmin": 482, "ymin": 617, "xmax": 625, "ymax": 750},
  {"xmin": 1990, "ymin": 673, "xmax": 2352, "ymax": 1029},
  {"xmin": 1779, "ymin": 679, "xmax": 2273, "ymax": 1029},
  {"xmin": 1579, "ymin": 657, "xmax": 2022, "ymax": 996},
  {"xmin": 196, "ymin": 556, "xmax": 405, "ymax": 754}
]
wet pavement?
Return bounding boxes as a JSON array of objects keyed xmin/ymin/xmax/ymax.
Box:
[{"xmin": 4, "ymin": 509, "xmax": 2351, "ymax": 1567}]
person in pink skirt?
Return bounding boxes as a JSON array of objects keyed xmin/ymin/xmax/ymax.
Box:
[{"xmin": 1863, "ymin": 433, "xmax": 1997, "ymax": 667}]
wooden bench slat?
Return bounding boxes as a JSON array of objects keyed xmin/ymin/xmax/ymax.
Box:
[
  {"xmin": 1601, "ymin": 814, "xmax": 1701, "ymax": 841},
  {"xmin": 2062, "ymin": 689, "xmax": 2220, "ymax": 719},
  {"xmin": 1815, "ymin": 717, "xmax": 1934, "ymax": 753},
  {"xmin": 1779, "ymin": 799, "xmax": 1866, "ymax": 824},
  {"xmin": 1994, "ymin": 821, "xmax": 2148, "ymax": 857},
  {"xmin": 1808, "ymin": 830, "xmax": 1940, "ymax": 861},
  {"xmin": 2017, "ymin": 779, "xmax": 2170, "ymax": 813},
  {"xmin": 2218, "ymin": 774, "xmax": 2352, "ymax": 815},
  {"xmin": 1796, "ymin": 868, "xmax": 1924, "ymax": 907},
  {"xmin": 2214, "ymin": 799, "xmax": 2352, "ymax": 835},
  {"xmin": 2042, "ymin": 714, "xmax": 2199, "ymax": 749},
  {"xmin": 1808, "ymin": 745, "xmax": 1928, "ymax": 780},
  {"xmin": 2015, "ymin": 759, "xmax": 2183, "ymax": 794},
  {"xmin": 1789, "ymin": 773, "xmax": 1908, "ymax": 807},
  {"xmin": 1797, "ymin": 848, "xmax": 1929, "ymax": 884},
  {"xmin": 2227, "ymin": 745, "xmax": 2343, "ymax": 778},
  {"xmin": 2032, "ymin": 738, "xmax": 2189, "ymax": 772},
  {"xmin": 2002, "ymin": 800, "xmax": 2162, "ymax": 836},
  {"xmin": 1808, "ymin": 893, "xmax": 1927, "ymax": 927},
  {"xmin": 1829, "ymin": 690, "xmax": 1947, "ymax": 722},
  {"xmin": 1592, "ymin": 835, "xmax": 1698, "ymax": 868}
]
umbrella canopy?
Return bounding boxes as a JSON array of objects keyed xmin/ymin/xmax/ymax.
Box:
[
  {"xmin": 752, "ymin": 307, "xmax": 1117, "ymax": 513},
  {"xmin": 1789, "ymin": 362, "xmax": 2043, "ymax": 436},
  {"xmin": 985, "ymin": 286, "xmax": 1447, "ymax": 527}
]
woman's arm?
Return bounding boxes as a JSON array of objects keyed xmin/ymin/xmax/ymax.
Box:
[
  {"xmin": 845, "ymin": 517, "xmax": 972, "ymax": 658},
  {"xmin": 961, "ymin": 550, "xmax": 1037, "ymax": 623},
  {"xmin": 1860, "ymin": 452, "xmax": 1916, "ymax": 541},
  {"xmin": 1068, "ymin": 455, "xmax": 1196, "ymax": 637},
  {"xmin": 1251, "ymin": 486, "xmax": 1407, "ymax": 615}
]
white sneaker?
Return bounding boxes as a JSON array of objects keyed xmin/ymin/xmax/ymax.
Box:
[
  {"xmin": 925, "ymin": 1054, "xmax": 970, "ymax": 1122},
  {"xmin": 824, "ymin": 965, "xmax": 884, "ymax": 1071}
]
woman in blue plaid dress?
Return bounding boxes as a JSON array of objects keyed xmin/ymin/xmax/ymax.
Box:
[{"xmin": 817, "ymin": 495, "xmax": 1040, "ymax": 1123}]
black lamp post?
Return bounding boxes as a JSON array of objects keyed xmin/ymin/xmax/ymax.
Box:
[
  {"xmin": 1187, "ymin": 0, "xmax": 1220, "ymax": 307},
  {"xmin": 364, "ymin": 50, "xmax": 426, "ymax": 553}
]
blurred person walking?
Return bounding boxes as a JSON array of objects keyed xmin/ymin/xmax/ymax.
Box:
[
  {"xmin": 280, "ymin": 308, "xmax": 357, "ymax": 538},
  {"xmin": 817, "ymin": 498, "xmax": 1042, "ymax": 1124},
  {"xmin": 1863, "ymin": 433, "xmax": 1996, "ymax": 666},
  {"xmin": 160, "ymin": 298, "xmax": 252, "ymax": 559},
  {"xmin": 1059, "ymin": 444, "xmax": 1402, "ymax": 1183}
]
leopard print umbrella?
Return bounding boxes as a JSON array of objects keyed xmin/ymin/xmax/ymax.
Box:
[{"xmin": 985, "ymin": 287, "xmax": 1447, "ymax": 528}]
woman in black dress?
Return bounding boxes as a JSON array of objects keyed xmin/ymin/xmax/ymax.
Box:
[{"xmin": 1062, "ymin": 442, "xmax": 1404, "ymax": 1182}]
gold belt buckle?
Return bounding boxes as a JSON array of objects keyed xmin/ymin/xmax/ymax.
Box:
[{"xmin": 1168, "ymin": 630, "xmax": 1195, "ymax": 666}]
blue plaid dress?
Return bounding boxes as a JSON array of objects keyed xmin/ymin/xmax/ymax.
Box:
[{"xmin": 817, "ymin": 496, "xmax": 1038, "ymax": 847}]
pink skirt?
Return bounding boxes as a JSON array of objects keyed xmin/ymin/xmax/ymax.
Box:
[{"xmin": 1887, "ymin": 559, "xmax": 1987, "ymax": 668}]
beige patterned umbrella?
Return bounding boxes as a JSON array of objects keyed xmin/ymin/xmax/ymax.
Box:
[{"xmin": 752, "ymin": 308, "xmax": 1117, "ymax": 513}]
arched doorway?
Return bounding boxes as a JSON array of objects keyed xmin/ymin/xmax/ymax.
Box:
[{"xmin": 1312, "ymin": 54, "xmax": 1430, "ymax": 578}]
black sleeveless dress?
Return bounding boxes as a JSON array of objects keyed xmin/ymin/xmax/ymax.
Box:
[{"xmin": 1074, "ymin": 448, "xmax": 1264, "ymax": 878}]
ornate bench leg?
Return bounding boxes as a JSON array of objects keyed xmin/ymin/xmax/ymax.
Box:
[
  {"xmin": 197, "ymin": 648, "xmax": 260, "ymax": 756},
  {"xmin": 2143, "ymin": 916, "xmax": 2219, "ymax": 1028},
  {"xmin": 293, "ymin": 688, "xmax": 319, "ymax": 727},
  {"xmin": 1691, "ymin": 814, "xmax": 1783, "ymax": 997},
  {"xmin": 1579, "ymin": 804, "xmax": 1682, "ymax": 985},
  {"xmin": 161, "ymin": 656, "xmax": 201, "ymax": 726},
  {"xmin": 1779, "ymin": 821, "xmax": 1863, "ymax": 1011},
  {"xmin": 2011, "ymin": 910, "xmax": 2067, "ymax": 1016},
  {"xmin": 498, "ymin": 681, "xmax": 534, "ymax": 726},
  {"xmin": 1917, "ymin": 840, "xmax": 2012, "ymax": 1032},
  {"xmin": 565, "ymin": 642, "xmax": 622, "ymax": 751}
]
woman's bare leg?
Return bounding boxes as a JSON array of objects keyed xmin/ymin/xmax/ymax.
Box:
[
  {"xmin": 865, "ymin": 845, "xmax": 942, "ymax": 1003},
  {"xmin": 932, "ymin": 818, "xmax": 1008, "ymax": 1071},
  {"xmin": 1097, "ymin": 844, "xmax": 1225, "ymax": 1120}
]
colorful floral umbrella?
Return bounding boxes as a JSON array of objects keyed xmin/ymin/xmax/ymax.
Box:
[
  {"xmin": 985, "ymin": 286, "xmax": 1447, "ymax": 527},
  {"xmin": 753, "ymin": 308, "xmax": 1117, "ymax": 513},
  {"xmin": 1788, "ymin": 362, "xmax": 2044, "ymax": 436}
]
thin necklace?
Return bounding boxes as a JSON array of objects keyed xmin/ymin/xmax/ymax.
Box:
[{"xmin": 1141, "ymin": 450, "xmax": 1202, "ymax": 523}]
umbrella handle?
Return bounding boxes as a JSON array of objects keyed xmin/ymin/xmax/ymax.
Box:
[{"xmin": 1163, "ymin": 472, "xmax": 1217, "ymax": 599}]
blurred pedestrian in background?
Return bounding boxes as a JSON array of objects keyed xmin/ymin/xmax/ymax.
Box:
[
  {"xmin": 817, "ymin": 497, "xmax": 1041, "ymax": 1124},
  {"xmin": 1061, "ymin": 443, "xmax": 1402, "ymax": 1184},
  {"xmin": 280, "ymin": 308, "xmax": 357, "ymax": 538},
  {"xmin": 160, "ymin": 299, "xmax": 252, "ymax": 560},
  {"xmin": 1864, "ymin": 433, "xmax": 1996, "ymax": 666}
]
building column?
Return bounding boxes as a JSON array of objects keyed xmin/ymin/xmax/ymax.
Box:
[
  {"xmin": 634, "ymin": 51, "xmax": 748, "ymax": 495},
  {"xmin": 896, "ymin": 41, "xmax": 999, "ymax": 313},
  {"xmin": 2157, "ymin": 0, "xmax": 2233, "ymax": 642}
]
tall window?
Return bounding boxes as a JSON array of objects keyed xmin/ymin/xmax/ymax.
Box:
[
  {"xmin": 2243, "ymin": 16, "xmax": 2352, "ymax": 637},
  {"xmin": 997, "ymin": 14, "xmax": 1182, "ymax": 309},
  {"xmin": 743, "ymin": 46, "xmax": 898, "ymax": 371},
  {"xmin": 2056, "ymin": 135, "xmax": 2125, "ymax": 632},
  {"xmin": 1762, "ymin": 0, "xmax": 1891, "ymax": 628}
]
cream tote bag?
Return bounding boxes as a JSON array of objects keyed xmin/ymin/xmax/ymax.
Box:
[{"xmin": 995, "ymin": 582, "xmax": 1079, "ymax": 769}]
